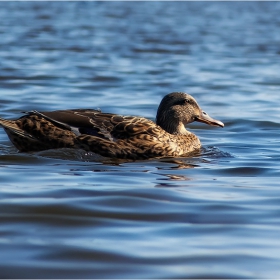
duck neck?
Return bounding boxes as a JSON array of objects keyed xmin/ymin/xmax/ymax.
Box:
[{"xmin": 157, "ymin": 119, "xmax": 190, "ymax": 135}]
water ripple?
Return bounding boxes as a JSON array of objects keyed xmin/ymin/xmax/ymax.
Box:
[{"xmin": 1, "ymin": 1, "xmax": 280, "ymax": 278}]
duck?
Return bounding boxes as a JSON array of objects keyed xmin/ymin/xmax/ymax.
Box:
[{"xmin": 0, "ymin": 92, "xmax": 224, "ymax": 160}]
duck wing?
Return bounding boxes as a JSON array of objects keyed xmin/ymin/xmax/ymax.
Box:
[{"xmin": 26, "ymin": 109, "xmax": 158, "ymax": 142}]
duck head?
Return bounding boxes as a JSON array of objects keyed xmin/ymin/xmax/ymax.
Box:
[{"xmin": 156, "ymin": 92, "xmax": 224, "ymax": 135}]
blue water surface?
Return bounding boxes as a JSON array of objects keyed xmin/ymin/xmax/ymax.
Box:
[{"xmin": 1, "ymin": 2, "xmax": 280, "ymax": 278}]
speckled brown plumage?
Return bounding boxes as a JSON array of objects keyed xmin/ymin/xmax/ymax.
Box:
[{"xmin": 0, "ymin": 92, "xmax": 224, "ymax": 159}]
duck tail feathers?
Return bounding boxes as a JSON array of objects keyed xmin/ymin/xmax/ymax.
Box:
[{"xmin": 0, "ymin": 117, "xmax": 18, "ymax": 130}]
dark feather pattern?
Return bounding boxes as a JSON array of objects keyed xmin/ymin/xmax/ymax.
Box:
[{"xmin": 0, "ymin": 92, "xmax": 224, "ymax": 159}]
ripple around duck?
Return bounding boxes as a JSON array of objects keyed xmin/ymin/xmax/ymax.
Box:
[
  {"xmin": 201, "ymin": 146, "xmax": 233, "ymax": 158},
  {"xmin": 35, "ymin": 148, "xmax": 107, "ymax": 162}
]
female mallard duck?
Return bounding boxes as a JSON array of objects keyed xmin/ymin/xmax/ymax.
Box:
[{"xmin": 0, "ymin": 92, "xmax": 224, "ymax": 159}]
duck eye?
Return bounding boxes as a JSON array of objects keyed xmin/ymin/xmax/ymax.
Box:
[{"xmin": 184, "ymin": 99, "xmax": 190, "ymax": 104}]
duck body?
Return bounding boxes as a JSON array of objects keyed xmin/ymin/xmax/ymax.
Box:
[{"xmin": 0, "ymin": 92, "xmax": 224, "ymax": 159}]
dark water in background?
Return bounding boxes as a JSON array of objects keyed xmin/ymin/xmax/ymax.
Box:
[{"xmin": 1, "ymin": 1, "xmax": 280, "ymax": 278}]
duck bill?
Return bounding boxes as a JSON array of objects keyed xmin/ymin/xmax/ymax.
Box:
[{"xmin": 196, "ymin": 111, "xmax": 224, "ymax": 127}]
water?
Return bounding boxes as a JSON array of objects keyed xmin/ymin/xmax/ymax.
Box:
[{"xmin": 0, "ymin": 1, "xmax": 280, "ymax": 278}]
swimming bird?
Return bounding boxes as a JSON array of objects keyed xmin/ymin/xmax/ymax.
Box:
[{"xmin": 0, "ymin": 92, "xmax": 224, "ymax": 159}]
